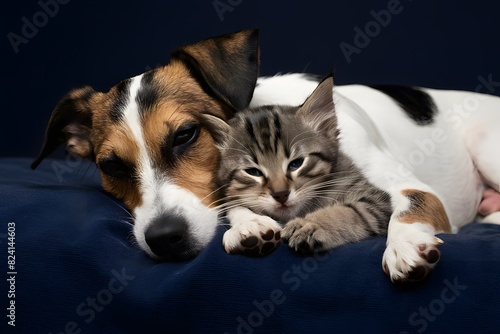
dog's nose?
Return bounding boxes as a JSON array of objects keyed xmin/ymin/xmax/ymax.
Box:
[
  {"xmin": 272, "ymin": 190, "xmax": 290, "ymax": 205},
  {"xmin": 145, "ymin": 215, "xmax": 190, "ymax": 261}
]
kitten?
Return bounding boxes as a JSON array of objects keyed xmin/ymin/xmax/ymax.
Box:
[{"xmin": 207, "ymin": 76, "xmax": 392, "ymax": 256}]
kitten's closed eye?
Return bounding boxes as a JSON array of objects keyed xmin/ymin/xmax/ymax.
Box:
[{"xmin": 287, "ymin": 158, "xmax": 304, "ymax": 172}]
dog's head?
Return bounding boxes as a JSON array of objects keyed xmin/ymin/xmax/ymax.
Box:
[{"xmin": 31, "ymin": 29, "xmax": 260, "ymax": 261}]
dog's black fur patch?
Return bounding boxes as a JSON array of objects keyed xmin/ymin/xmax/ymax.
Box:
[
  {"xmin": 370, "ymin": 85, "xmax": 437, "ymax": 125},
  {"xmin": 110, "ymin": 79, "xmax": 131, "ymax": 122},
  {"xmin": 171, "ymin": 29, "xmax": 260, "ymax": 113},
  {"xmin": 137, "ymin": 70, "xmax": 159, "ymax": 114}
]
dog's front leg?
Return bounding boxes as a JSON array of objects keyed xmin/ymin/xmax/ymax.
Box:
[
  {"xmin": 383, "ymin": 187, "xmax": 451, "ymax": 283},
  {"xmin": 222, "ymin": 207, "xmax": 282, "ymax": 256}
]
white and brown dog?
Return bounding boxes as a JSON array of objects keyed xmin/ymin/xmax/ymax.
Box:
[{"xmin": 32, "ymin": 29, "xmax": 500, "ymax": 283}]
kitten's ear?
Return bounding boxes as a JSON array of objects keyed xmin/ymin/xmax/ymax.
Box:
[
  {"xmin": 297, "ymin": 75, "xmax": 336, "ymax": 133},
  {"xmin": 200, "ymin": 114, "xmax": 231, "ymax": 148}
]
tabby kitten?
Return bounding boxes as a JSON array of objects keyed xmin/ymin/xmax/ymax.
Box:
[{"xmin": 211, "ymin": 76, "xmax": 392, "ymax": 255}]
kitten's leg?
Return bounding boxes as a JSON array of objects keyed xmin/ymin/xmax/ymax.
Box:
[
  {"xmin": 222, "ymin": 207, "xmax": 282, "ymax": 256},
  {"xmin": 282, "ymin": 186, "xmax": 450, "ymax": 282},
  {"xmin": 282, "ymin": 200, "xmax": 390, "ymax": 253}
]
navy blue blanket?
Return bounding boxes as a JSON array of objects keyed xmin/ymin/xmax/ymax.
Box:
[{"xmin": 1, "ymin": 158, "xmax": 500, "ymax": 333}]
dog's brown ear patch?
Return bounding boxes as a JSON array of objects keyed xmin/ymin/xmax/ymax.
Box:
[
  {"xmin": 171, "ymin": 29, "xmax": 260, "ymax": 112},
  {"xmin": 31, "ymin": 87, "xmax": 97, "ymax": 169}
]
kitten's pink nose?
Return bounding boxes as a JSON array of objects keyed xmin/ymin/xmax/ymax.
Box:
[{"xmin": 272, "ymin": 190, "xmax": 290, "ymax": 205}]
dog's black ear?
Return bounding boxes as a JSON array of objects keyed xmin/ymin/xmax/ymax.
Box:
[
  {"xmin": 31, "ymin": 87, "xmax": 97, "ymax": 169},
  {"xmin": 171, "ymin": 29, "xmax": 260, "ymax": 112}
]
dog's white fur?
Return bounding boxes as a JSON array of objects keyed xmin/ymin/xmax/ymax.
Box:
[
  {"xmin": 124, "ymin": 72, "xmax": 498, "ymax": 278},
  {"xmin": 122, "ymin": 74, "xmax": 219, "ymax": 258},
  {"xmin": 222, "ymin": 73, "xmax": 500, "ymax": 281}
]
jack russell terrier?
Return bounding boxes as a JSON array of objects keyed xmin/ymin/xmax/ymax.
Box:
[{"xmin": 31, "ymin": 29, "xmax": 500, "ymax": 283}]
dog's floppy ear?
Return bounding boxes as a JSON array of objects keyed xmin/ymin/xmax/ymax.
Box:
[
  {"xmin": 31, "ymin": 87, "xmax": 97, "ymax": 169},
  {"xmin": 171, "ymin": 29, "xmax": 260, "ymax": 112}
]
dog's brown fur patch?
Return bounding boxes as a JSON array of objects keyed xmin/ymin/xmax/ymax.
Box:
[
  {"xmin": 138, "ymin": 62, "xmax": 226, "ymax": 208},
  {"xmin": 171, "ymin": 128, "xmax": 221, "ymax": 207},
  {"xmin": 33, "ymin": 30, "xmax": 260, "ymax": 216},
  {"xmin": 90, "ymin": 61, "xmax": 228, "ymax": 211},
  {"xmin": 399, "ymin": 189, "xmax": 451, "ymax": 232},
  {"xmin": 94, "ymin": 125, "xmax": 143, "ymax": 209}
]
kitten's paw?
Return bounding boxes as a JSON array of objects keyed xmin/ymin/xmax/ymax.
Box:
[
  {"xmin": 282, "ymin": 217, "xmax": 329, "ymax": 254},
  {"xmin": 223, "ymin": 214, "xmax": 282, "ymax": 256},
  {"xmin": 382, "ymin": 222, "xmax": 443, "ymax": 283}
]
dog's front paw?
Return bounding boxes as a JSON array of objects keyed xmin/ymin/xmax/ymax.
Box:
[
  {"xmin": 223, "ymin": 211, "xmax": 282, "ymax": 257},
  {"xmin": 282, "ymin": 217, "xmax": 329, "ymax": 254},
  {"xmin": 383, "ymin": 223, "xmax": 443, "ymax": 283}
]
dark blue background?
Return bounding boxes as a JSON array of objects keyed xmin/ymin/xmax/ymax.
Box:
[{"xmin": 2, "ymin": 0, "xmax": 500, "ymax": 158}]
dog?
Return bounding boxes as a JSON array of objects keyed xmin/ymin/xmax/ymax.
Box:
[
  {"xmin": 32, "ymin": 29, "xmax": 500, "ymax": 283},
  {"xmin": 31, "ymin": 29, "xmax": 260, "ymax": 261}
]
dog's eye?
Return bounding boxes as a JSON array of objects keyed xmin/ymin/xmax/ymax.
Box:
[
  {"xmin": 99, "ymin": 157, "xmax": 133, "ymax": 179},
  {"xmin": 244, "ymin": 168, "xmax": 263, "ymax": 177},
  {"xmin": 173, "ymin": 124, "xmax": 199, "ymax": 154},
  {"xmin": 287, "ymin": 158, "xmax": 304, "ymax": 172}
]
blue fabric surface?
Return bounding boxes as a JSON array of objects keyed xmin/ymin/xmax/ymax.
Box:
[{"xmin": 1, "ymin": 158, "xmax": 500, "ymax": 333}]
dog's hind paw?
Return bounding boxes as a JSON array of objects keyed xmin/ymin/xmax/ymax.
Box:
[{"xmin": 223, "ymin": 208, "xmax": 282, "ymax": 256}]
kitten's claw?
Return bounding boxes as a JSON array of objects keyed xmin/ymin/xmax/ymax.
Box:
[
  {"xmin": 223, "ymin": 212, "xmax": 282, "ymax": 256},
  {"xmin": 282, "ymin": 217, "xmax": 329, "ymax": 254}
]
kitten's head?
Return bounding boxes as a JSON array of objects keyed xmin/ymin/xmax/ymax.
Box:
[{"xmin": 208, "ymin": 76, "xmax": 339, "ymax": 222}]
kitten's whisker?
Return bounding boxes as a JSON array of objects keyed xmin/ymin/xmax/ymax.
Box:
[
  {"xmin": 215, "ymin": 202, "xmax": 249, "ymax": 211},
  {"xmin": 309, "ymin": 191, "xmax": 351, "ymax": 196},
  {"xmin": 202, "ymin": 184, "xmax": 228, "ymax": 203},
  {"xmin": 219, "ymin": 147, "xmax": 250, "ymax": 155},
  {"xmin": 303, "ymin": 179, "xmax": 365, "ymax": 191},
  {"xmin": 224, "ymin": 132, "xmax": 249, "ymax": 151},
  {"xmin": 291, "ymin": 134, "xmax": 319, "ymax": 148},
  {"xmin": 217, "ymin": 203, "xmax": 258, "ymax": 214},
  {"xmin": 214, "ymin": 198, "xmax": 260, "ymax": 212},
  {"xmin": 288, "ymin": 131, "xmax": 305, "ymax": 148}
]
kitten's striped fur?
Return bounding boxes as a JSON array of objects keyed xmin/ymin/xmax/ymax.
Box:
[{"xmin": 216, "ymin": 77, "xmax": 393, "ymax": 253}]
